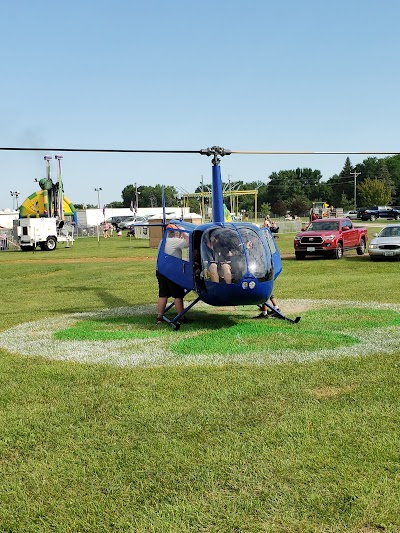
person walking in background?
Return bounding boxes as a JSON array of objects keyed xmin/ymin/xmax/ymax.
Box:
[{"xmin": 103, "ymin": 222, "xmax": 110, "ymax": 238}]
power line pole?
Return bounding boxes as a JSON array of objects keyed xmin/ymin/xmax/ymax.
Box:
[
  {"xmin": 350, "ymin": 170, "xmax": 361, "ymax": 210},
  {"xmin": 134, "ymin": 183, "xmax": 140, "ymax": 213}
]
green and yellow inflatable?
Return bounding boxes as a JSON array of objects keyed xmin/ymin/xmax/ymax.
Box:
[{"xmin": 19, "ymin": 190, "xmax": 77, "ymax": 222}]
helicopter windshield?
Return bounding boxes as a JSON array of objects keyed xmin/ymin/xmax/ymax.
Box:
[
  {"xmin": 200, "ymin": 226, "xmax": 272, "ymax": 284},
  {"xmin": 238, "ymin": 227, "xmax": 273, "ymax": 281}
]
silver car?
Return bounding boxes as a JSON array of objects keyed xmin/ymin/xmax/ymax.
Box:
[
  {"xmin": 368, "ymin": 224, "xmax": 400, "ymax": 260},
  {"xmin": 343, "ymin": 210, "xmax": 358, "ymax": 220}
]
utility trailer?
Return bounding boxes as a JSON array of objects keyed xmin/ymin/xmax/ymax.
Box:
[{"xmin": 14, "ymin": 218, "xmax": 73, "ymax": 251}]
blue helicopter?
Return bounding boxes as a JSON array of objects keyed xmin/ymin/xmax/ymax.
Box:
[{"xmin": 156, "ymin": 146, "xmax": 300, "ymax": 330}]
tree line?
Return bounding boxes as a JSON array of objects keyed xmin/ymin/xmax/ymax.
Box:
[{"xmin": 76, "ymin": 154, "xmax": 400, "ymax": 217}]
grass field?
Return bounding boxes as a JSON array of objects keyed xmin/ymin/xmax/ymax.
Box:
[{"xmin": 0, "ymin": 232, "xmax": 399, "ymax": 532}]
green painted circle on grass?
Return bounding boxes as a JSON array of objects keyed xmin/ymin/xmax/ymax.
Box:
[{"xmin": 0, "ymin": 300, "xmax": 399, "ymax": 367}]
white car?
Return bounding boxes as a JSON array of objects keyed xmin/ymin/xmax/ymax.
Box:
[
  {"xmin": 368, "ymin": 224, "xmax": 400, "ymax": 260},
  {"xmin": 124, "ymin": 216, "xmax": 150, "ymax": 229},
  {"xmin": 343, "ymin": 210, "xmax": 358, "ymax": 220}
]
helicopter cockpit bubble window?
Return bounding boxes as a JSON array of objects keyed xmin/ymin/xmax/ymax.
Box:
[
  {"xmin": 238, "ymin": 227, "xmax": 273, "ymax": 282},
  {"xmin": 200, "ymin": 226, "xmax": 273, "ymax": 284},
  {"xmin": 201, "ymin": 227, "xmax": 244, "ymax": 284},
  {"xmin": 163, "ymin": 226, "xmax": 190, "ymax": 262},
  {"xmin": 260, "ymin": 227, "xmax": 276, "ymax": 254}
]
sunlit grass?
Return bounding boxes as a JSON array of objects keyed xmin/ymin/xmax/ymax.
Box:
[
  {"xmin": 171, "ymin": 321, "xmax": 358, "ymax": 355},
  {"xmin": 54, "ymin": 316, "xmax": 176, "ymax": 340},
  {"xmin": 0, "ymin": 237, "xmax": 399, "ymax": 531}
]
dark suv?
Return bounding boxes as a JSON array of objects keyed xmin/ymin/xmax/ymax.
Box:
[{"xmin": 361, "ymin": 206, "xmax": 400, "ymax": 221}]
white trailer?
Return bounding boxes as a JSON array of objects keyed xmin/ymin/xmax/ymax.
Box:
[{"xmin": 14, "ymin": 218, "xmax": 73, "ymax": 251}]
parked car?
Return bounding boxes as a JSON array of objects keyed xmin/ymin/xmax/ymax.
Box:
[
  {"xmin": 117, "ymin": 216, "xmax": 137, "ymax": 229},
  {"xmin": 103, "ymin": 216, "xmax": 124, "ymax": 229},
  {"xmin": 293, "ymin": 217, "xmax": 368, "ymax": 259},
  {"xmin": 124, "ymin": 216, "xmax": 150, "ymax": 229},
  {"xmin": 357, "ymin": 207, "xmax": 367, "ymax": 219},
  {"xmin": 343, "ymin": 210, "xmax": 358, "ymax": 220},
  {"xmin": 112, "ymin": 216, "xmax": 143, "ymax": 229},
  {"xmin": 368, "ymin": 224, "xmax": 400, "ymax": 260},
  {"xmin": 361, "ymin": 206, "xmax": 400, "ymax": 221}
]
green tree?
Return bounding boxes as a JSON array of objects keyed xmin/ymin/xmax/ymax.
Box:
[
  {"xmin": 378, "ymin": 160, "xmax": 395, "ymax": 199},
  {"xmin": 326, "ymin": 158, "xmax": 355, "ymax": 206},
  {"xmin": 73, "ymin": 203, "xmax": 101, "ymax": 209},
  {"xmin": 357, "ymin": 177, "xmax": 392, "ymax": 206},
  {"xmin": 271, "ymin": 199, "xmax": 288, "ymax": 217},
  {"xmin": 384, "ymin": 154, "xmax": 400, "ymax": 204},
  {"xmin": 260, "ymin": 202, "xmax": 271, "ymax": 216},
  {"xmin": 289, "ymin": 197, "xmax": 310, "ymax": 217},
  {"xmin": 266, "ymin": 168, "xmax": 326, "ymax": 207},
  {"xmin": 266, "ymin": 171, "xmax": 291, "ymax": 207},
  {"xmin": 121, "ymin": 184, "xmax": 179, "ymax": 208},
  {"xmin": 340, "ymin": 192, "xmax": 353, "ymax": 211},
  {"xmin": 340, "ymin": 157, "xmax": 353, "ymax": 178}
]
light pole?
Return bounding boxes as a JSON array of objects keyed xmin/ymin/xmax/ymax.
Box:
[
  {"xmin": 134, "ymin": 183, "xmax": 141, "ymax": 213},
  {"xmin": 350, "ymin": 171, "xmax": 361, "ymax": 210},
  {"xmin": 10, "ymin": 191, "xmax": 20, "ymax": 210},
  {"xmin": 94, "ymin": 187, "xmax": 102, "ymax": 208}
]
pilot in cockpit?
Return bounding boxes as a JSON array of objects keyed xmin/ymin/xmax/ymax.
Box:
[{"xmin": 202, "ymin": 231, "xmax": 233, "ymax": 284}]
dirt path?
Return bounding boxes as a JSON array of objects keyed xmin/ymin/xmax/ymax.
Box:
[{"xmin": 0, "ymin": 256, "xmax": 156, "ymax": 264}]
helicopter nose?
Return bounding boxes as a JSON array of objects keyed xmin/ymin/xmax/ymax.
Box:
[{"xmin": 240, "ymin": 275, "xmax": 258, "ymax": 290}]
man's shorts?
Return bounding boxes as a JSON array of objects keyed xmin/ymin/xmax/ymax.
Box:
[{"xmin": 156, "ymin": 271, "xmax": 185, "ymax": 299}]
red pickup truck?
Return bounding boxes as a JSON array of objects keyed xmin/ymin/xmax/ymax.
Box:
[{"xmin": 294, "ymin": 218, "xmax": 368, "ymax": 259}]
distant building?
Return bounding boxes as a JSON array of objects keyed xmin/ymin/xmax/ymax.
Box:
[
  {"xmin": 0, "ymin": 210, "xmax": 19, "ymax": 229},
  {"xmin": 76, "ymin": 207, "xmax": 191, "ymax": 226}
]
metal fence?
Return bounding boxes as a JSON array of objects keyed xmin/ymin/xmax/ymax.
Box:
[{"xmin": 0, "ymin": 229, "xmax": 19, "ymax": 251}]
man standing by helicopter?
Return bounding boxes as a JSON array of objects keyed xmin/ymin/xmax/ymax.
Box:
[{"xmin": 155, "ymin": 225, "xmax": 191, "ymax": 325}]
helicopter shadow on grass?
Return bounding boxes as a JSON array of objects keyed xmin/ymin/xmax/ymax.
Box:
[
  {"xmin": 54, "ymin": 285, "xmax": 132, "ymax": 312},
  {"xmin": 162, "ymin": 309, "xmax": 241, "ymax": 330}
]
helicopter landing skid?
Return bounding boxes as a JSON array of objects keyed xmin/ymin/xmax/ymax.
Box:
[
  {"xmin": 162, "ymin": 294, "xmax": 200, "ymax": 330},
  {"xmin": 258, "ymin": 302, "xmax": 301, "ymax": 324}
]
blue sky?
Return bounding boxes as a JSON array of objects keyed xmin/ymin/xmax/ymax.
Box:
[{"xmin": 1, "ymin": 0, "xmax": 399, "ymax": 209}]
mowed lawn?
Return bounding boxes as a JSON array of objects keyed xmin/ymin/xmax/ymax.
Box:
[{"xmin": 0, "ymin": 233, "xmax": 399, "ymax": 532}]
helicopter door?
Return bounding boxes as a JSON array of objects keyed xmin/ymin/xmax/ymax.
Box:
[
  {"xmin": 260, "ymin": 228, "xmax": 282, "ymax": 279},
  {"xmin": 157, "ymin": 227, "xmax": 194, "ymax": 292}
]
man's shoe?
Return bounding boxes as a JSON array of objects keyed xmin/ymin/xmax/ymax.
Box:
[
  {"xmin": 252, "ymin": 312, "xmax": 269, "ymax": 319},
  {"xmin": 267, "ymin": 308, "xmax": 281, "ymax": 317},
  {"xmin": 156, "ymin": 317, "xmax": 163, "ymax": 325}
]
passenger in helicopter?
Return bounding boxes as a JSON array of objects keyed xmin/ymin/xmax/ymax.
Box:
[
  {"xmin": 202, "ymin": 230, "xmax": 236, "ymax": 284},
  {"xmin": 240, "ymin": 228, "xmax": 272, "ymax": 281}
]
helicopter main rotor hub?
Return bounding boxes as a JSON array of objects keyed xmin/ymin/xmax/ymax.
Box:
[{"xmin": 200, "ymin": 146, "xmax": 232, "ymax": 165}]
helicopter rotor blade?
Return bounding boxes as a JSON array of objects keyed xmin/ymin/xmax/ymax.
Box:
[
  {"xmin": 1, "ymin": 147, "xmax": 400, "ymax": 155},
  {"xmin": 0, "ymin": 147, "xmax": 202, "ymax": 154},
  {"xmin": 230, "ymin": 150, "xmax": 400, "ymax": 155}
]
